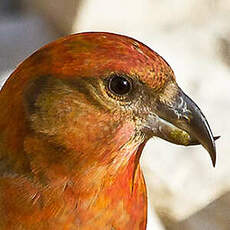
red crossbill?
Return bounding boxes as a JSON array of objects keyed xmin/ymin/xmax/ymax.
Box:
[{"xmin": 0, "ymin": 32, "xmax": 217, "ymax": 230}]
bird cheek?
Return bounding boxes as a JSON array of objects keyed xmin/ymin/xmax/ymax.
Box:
[{"xmin": 59, "ymin": 112, "xmax": 135, "ymax": 159}]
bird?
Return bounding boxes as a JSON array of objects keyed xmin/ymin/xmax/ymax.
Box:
[{"xmin": 0, "ymin": 32, "xmax": 217, "ymax": 230}]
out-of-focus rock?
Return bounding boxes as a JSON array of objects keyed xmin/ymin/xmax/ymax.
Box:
[{"xmin": 170, "ymin": 192, "xmax": 230, "ymax": 230}]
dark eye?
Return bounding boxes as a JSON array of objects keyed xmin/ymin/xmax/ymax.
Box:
[{"xmin": 108, "ymin": 75, "xmax": 132, "ymax": 96}]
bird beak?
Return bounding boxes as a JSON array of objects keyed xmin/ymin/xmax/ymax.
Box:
[{"xmin": 145, "ymin": 87, "xmax": 218, "ymax": 167}]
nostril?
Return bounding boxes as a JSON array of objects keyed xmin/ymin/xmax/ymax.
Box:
[{"xmin": 182, "ymin": 115, "xmax": 191, "ymax": 123}]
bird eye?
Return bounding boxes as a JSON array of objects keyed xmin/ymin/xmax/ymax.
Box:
[{"xmin": 108, "ymin": 75, "xmax": 132, "ymax": 96}]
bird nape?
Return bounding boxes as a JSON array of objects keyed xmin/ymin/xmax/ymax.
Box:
[{"xmin": 0, "ymin": 32, "xmax": 217, "ymax": 230}]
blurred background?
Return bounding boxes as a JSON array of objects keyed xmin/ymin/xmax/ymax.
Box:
[{"xmin": 0, "ymin": 0, "xmax": 230, "ymax": 229}]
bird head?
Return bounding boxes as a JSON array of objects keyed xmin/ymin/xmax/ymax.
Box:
[{"xmin": 0, "ymin": 32, "xmax": 217, "ymax": 177}]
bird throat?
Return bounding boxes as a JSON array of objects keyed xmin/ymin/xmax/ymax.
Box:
[{"xmin": 21, "ymin": 132, "xmax": 148, "ymax": 229}]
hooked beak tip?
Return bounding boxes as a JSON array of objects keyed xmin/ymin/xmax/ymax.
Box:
[
  {"xmin": 208, "ymin": 136, "xmax": 220, "ymax": 167},
  {"xmin": 210, "ymin": 147, "xmax": 216, "ymax": 167}
]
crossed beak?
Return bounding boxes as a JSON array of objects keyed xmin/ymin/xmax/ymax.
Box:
[{"xmin": 146, "ymin": 86, "xmax": 218, "ymax": 167}]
